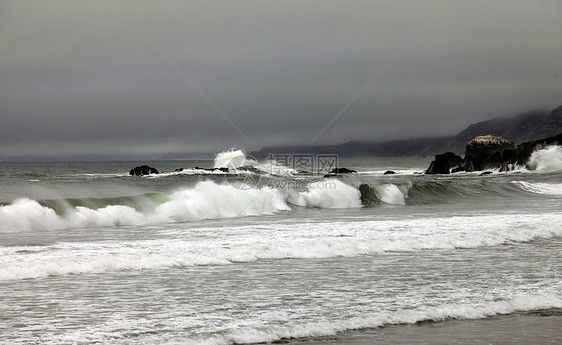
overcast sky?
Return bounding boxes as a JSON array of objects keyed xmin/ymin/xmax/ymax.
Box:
[{"xmin": 1, "ymin": 0, "xmax": 561, "ymax": 159}]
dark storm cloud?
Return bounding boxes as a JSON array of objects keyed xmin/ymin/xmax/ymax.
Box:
[{"xmin": 1, "ymin": 0, "xmax": 561, "ymax": 158}]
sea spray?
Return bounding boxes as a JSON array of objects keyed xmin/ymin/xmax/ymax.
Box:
[
  {"xmin": 526, "ymin": 145, "xmax": 562, "ymax": 171},
  {"xmin": 214, "ymin": 149, "xmax": 250, "ymax": 169},
  {"xmin": 213, "ymin": 148, "xmax": 296, "ymax": 176}
]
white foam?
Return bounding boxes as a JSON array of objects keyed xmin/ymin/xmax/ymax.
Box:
[
  {"xmin": 150, "ymin": 168, "xmax": 233, "ymax": 178},
  {"xmin": 151, "ymin": 181, "xmax": 290, "ymax": 223},
  {"xmin": 526, "ymin": 145, "xmax": 562, "ymax": 171},
  {"xmin": 214, "ymin": 149, "xmax": 251, "ymax": 169},
  {"xmin": 1, "ymin": 212, "xmax": 560, "ymax": 280},
  {"xmin": 184, "ymin": 294, "xmax": 562, "ymax": 345},
  {"xmin": 0, "ymin": 199, "xmax": 64, "ymax": 232},
  {"xmin": 358, "ymin": 169, "xmax": 420, "ymax": 176},
  {"xmin": 512, "ymin": 181, "xmax": 562, "ymax": 195},
  {"xmin": 258, "ymin": 160, "xmax": 297, "ymax": 176},
  {"xmin": 286, "ymin": 179, "xmax": 362, "ymax": 208},
  {"xmin": 0, "ymin": 179, "xmax": 371, "ymax": 233},
  {"xmin": 0, "ymin": 181, "xmax": 290, "ymax": 233},
  {"xmin": 373, "ymin": 183, "xmax": 407, "ymax": 204},
  {"xmin": 29, "ymin": 293, "xmax": 562, "ymax": 345}
]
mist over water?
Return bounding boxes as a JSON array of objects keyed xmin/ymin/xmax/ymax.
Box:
[{"xmin": 0, "ymin": 147, "xmax": 561, "ymax": 345}]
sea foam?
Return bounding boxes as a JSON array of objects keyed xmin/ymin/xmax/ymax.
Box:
[
  {"xmin": 526, "ymin": 145, "xmax": 562, "ymax": 171},
  {"xmin": 187, "ymin": 294, "xmax": 562, "ymax": 345},
  {"xmin": 1, "ymin": 212, "xmax": 560, "ymax": 280}
]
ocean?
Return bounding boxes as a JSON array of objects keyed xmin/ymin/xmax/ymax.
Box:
[{"xmin": 1, "ymin": 148, "xmax": 561, "ymax": 345}]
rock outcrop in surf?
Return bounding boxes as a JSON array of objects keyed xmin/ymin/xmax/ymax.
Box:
[
  {"xmin": 129, "ymin": 165, "xmax": 159, "ymax": 176},
  {"xmin": 425, "ymin": 152, "xmax": 464, "ymax": 174},
  {"xmin": 328, "ymin": 168, "xmax": 357, "ymax": 174},
  {"xmin": 426, "ymin": 133, "xmax": 562, "ymax": 173},
  {"xmin": 465, "ymin": 134, "xmax": 515, "ymax": 170}
]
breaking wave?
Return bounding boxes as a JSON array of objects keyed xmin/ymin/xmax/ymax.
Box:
[
  {"xmin": 0, "ymin": 181, "xmax": 289, "ymax": 232},
  {"xmin": 526, "ymin": 145, "xmax": 562, "ymax": 172},
  {"xmin": 3, "ymin": 175, "xmax": 560, "ymax": 233},
  {"xmin": 214, "ymin": 148, "xmax": 251, "ymax": 169},
  {"xmin": 0, "ymin": 180, "xmax": 366, "ymax": 232},
  {"xmin": 213, "ymin": 148, "xmax": 296, "ymax": 176},
  {"xmin": 512, "ymin": 181, "xmax": 562, "ymax": 196},
  {"xmin": 286, "ymin": 180, "xmax": 362, "ymax": 208}
]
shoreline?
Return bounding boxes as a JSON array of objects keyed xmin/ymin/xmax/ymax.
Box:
[{"xmin": 280, "ymin": 309, "xmax": 562, "ymax": 345}]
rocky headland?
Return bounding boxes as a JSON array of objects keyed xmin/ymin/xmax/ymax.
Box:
[
  {"xmin": 247, "ymin": 105, "xmax": 562, "ymax": 160},
  {"xmin": 425, "ymin": 132, "xmax": 562, "ymax": 174}
]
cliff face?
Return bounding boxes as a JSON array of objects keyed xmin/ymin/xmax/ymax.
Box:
[
  {"xmin": 453, "ymin": 107, "xmax": 562, "ymax": 145},
  {"xmin": 531, "ymin": 106, "xmax": 562, "ymax": 139},
  {"xmin": 249, "ymin": 105, "xmax": 562, "ymax": 159}
]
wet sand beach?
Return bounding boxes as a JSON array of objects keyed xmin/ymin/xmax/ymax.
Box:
[{"xmin": 288, "ymin": 310, "xmax": 562, "ymax": 345}]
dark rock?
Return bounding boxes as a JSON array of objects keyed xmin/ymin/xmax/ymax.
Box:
[
  {"xmin": 499, "ymin": 164, "xmax": 515, "ymax": 172},
  {"xmin": 425, "ymin": 161, "xmax": 443, "ymax": 174},
  {"xmin": 465, "ymin": 134, "xmax": 515, "ymax": 170},
  {"xmin": 460, "ymin": 156, "xmax": 476, "ymax": 172},
  {"xmin": 425, "ymin": 152, "xmax": 463, "ymax": 174},
  {"xmin": 512, "ymin": 133, "xmax": 562, "ymax": 168},
  {"xmin": 193, "ymin": 167, "xmax": 230, "ymax": 173},
  {"xmin": 174, "ymin": 168, "xmax": 184, "ymax": 172},
  {"xmin": 323, "ymin": 174, "xmax": 342, "ymax": 178},
  {"xmin": 129, "ymin": 165, "xmax": 159, "ymax": 176},
  {"xmin": 427, "ymin": 132, "xmax": 561, "ymax": 174},
  {"xmin": 328, "ymin": 167, "xmax": 357, "ymax": 174},
  {"xmin": 442, "ymin": 152, "xmax": 464, "ymax": 167},
  {"xmin": 236, "ymin": 166, "xmax": 261, "ymax": 174},
  {"xmin": 359, "ymin": 184, "xmax": 380, "ymax": 206},
  {"xmin": 383, "ymin": 170, "xmax": 396, "ymax": 175},
  {"xmin": 479, "ymin": 171, "xmax": 493, "ymax": 176}
]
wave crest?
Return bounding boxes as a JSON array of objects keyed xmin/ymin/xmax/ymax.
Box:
[
  {"xmin": 0, "ymin": 179, "xmax": 368, "ymax": 232},
  {"xmin": 0, "ymin": 181, "xmax": 290, "ymax": 232},
  {"xmin": 287, "ymin": 179, "xmax": 361, "ymax": 208}
]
